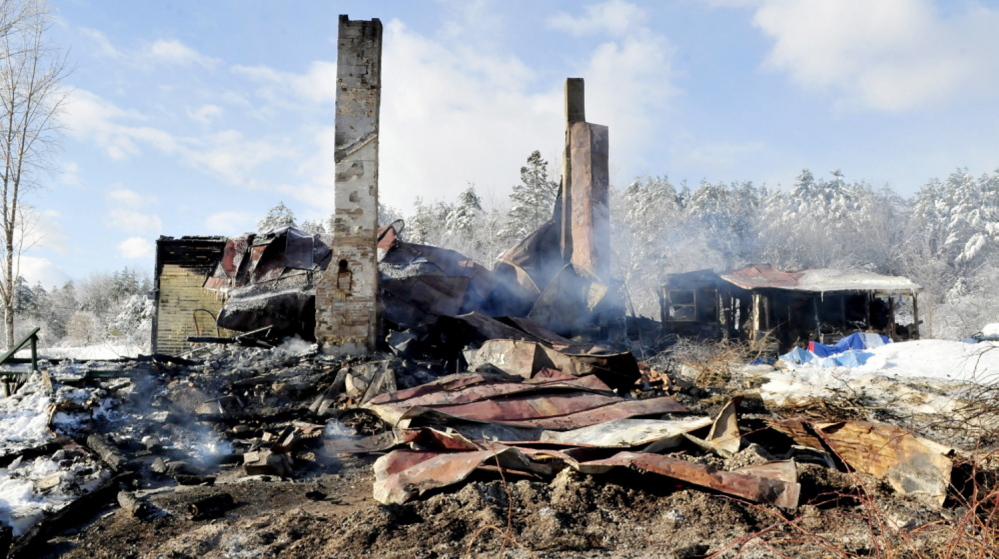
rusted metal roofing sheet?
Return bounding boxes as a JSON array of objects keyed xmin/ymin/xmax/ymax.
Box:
[
  {"xmin": 365, "ymin": 372, "xmax": 685, "ymax": 429},
  {"xmin": 373, "ymin": 445, "xmax": 799, "ymax": 507},
  {"xmin": 373, "ymin": 446, "xmax": 546, "ymax": 504},
  {"xmin": 775, "ymin": 419, "xmax": 949, "ymax": 505},
  {"xmin": 719, "ymin": 264, "xmax": 921, "ymax": 293},
  {"xmin": 581, "ymin": 452, "xmax": 799, "ymax": 508},
  {"xmin": 367, "ymin": 372, "xmax": 612, "ymax": 409},
  {"xmin": 719, "ymin": 264, "xmax": 802, "ymax": 290}
]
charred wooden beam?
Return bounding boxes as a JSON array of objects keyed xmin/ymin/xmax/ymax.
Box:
[
  {"xmin": 85, "ymin": 434, "xmax": 127, "ymax": 473},
  {"xmin": 187, "ymin": 492, "xmax": 235, "ymax": 520},
  {"xmin": 116, "ymin": 491, "xmax": 150, "ymax": 518}
]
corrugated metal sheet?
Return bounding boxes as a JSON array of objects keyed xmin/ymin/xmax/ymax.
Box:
[{"xmin": 720, "ymin": 264, "xmax": 921, "ymax": 293}]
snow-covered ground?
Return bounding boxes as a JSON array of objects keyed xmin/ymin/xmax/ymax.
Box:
[
  {"xmin": 0, "ymin": 372, "xmax": 115, "ymax": 535},
  {"xmin": 759, "ymin": 340, "xmax": 999, "ymax": 417},
  {"xmin": 0, "ymin": 454, "xmax": 109, "ymax": 536},
  {"xmin": 14, "ymin": 343, "xmax": 148, "ymax": 361}
]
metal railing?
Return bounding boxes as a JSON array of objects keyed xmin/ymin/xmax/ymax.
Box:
[{"xmin": 0, "ymin": 327, "xmax": 40, "ymax": 396}]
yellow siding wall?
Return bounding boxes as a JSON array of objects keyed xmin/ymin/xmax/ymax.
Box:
[{"xmin": 155, "ymin": 264, "xmax": 233, "ymax": 355}]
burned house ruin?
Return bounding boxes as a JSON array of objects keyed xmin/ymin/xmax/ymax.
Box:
[
  {"xmin": 660, "ymin": 264, "xmax": 921, "ymax": 351},
  {"xmin": 151, "ymin": 15, "xmax": 624, "ymax": 357}
]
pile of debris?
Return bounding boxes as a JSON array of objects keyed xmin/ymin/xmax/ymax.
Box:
[{"xmin": 1, "ymin": 317, "xmax": 994, "ymax": 558}]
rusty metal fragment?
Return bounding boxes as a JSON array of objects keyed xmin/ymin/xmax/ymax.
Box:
[
  {"xmin": 373, "ymin": 446, "xmax": 543, "ymax": 504},
  {"xmin": 685, "ymin": 397, "xmax": 743, "ymax": 457},
  {"xmin": 776, "ymin": 419, "xmax": 952, "ymax": 505},
  {"xmin": 463, "ymin": 336, "xmax": 640, "ymax": 390},
  {"xmin": 539, "ymin": 417, "xmax": 714, "ymax": 450},
  {"xmin": 365, "ymin": 371, "xmax": 683, "ymax": 429},
  {"xmin": 373, "ymin": 446, "xmax": 799, "ymax": 508},
  {"xmin": 582, "ymin": 452, "xmax": 799, "ymax": 508}
]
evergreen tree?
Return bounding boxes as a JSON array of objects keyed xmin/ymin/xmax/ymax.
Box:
[
  {"xmin": 445, "ymin": 185, "xmax": 483, "ymax": 239},
  {"xmin": 299, "ymin": 219, "xmax": 327, "ymax": 236},
  {"xmin": 502, "ymin": 151, "xmax": 559, "ymax": 243},
  {"xmin": 257, "ymin": 202, "xmax": 297, "ymax": 233},
  {"xmin": 406, "ymin": 197, "xmax": 453, "ymax": 246}
]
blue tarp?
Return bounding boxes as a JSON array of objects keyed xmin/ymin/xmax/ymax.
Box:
[
  {"xmin": 780, "ymin": 346, "xmax": 816, "ymax": 365},
  {"xmin": 809, "ymin": 332, "xmax": 890, "ymax": 357},
  {"xmin": 780, "ymin": 332, "xmax": 888, "ymax": 368},
  {"xmin": 820, "ymin": 349, "xmax": 873, "ymax": 368}
]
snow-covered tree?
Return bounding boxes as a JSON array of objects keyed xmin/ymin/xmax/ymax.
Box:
[
  {"xmin": 686, "ymin": 180, "xmax": 766, "ymax": 267},
  {"xmin": 445, "ymin": 185, "xmax": 483, "ymax": 239},
  {"xmin": 379, "ymin": 203, "xmax": 403, "ymax": 227},
  {"xmin": 406, "ymin": 197, "xmax": 453, "ymax": 246},
  {"xmin": 501, "ymin": 151, "xmax": 559, "ymax": 243},
  {"xmin": 299, "ymin": 219, "xmax": 327, "ymax": 236},
  {"xmin": 257, "ymin": 201, "xmax": 297, "ymax": 233},
  {"xmin": 611, "ymin": 176, "xmax": 726, "ymax": 318}
]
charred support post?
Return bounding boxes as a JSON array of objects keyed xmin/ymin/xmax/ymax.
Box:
[{"xmin": 316, "ymin": 15, "xmax": 382, "ymax": 356}]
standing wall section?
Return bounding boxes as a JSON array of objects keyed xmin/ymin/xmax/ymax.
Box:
[{"xmin": 152, "ymin": 237, "xmax": 231, "ymax": 355}]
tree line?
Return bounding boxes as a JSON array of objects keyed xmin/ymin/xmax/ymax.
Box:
[
  {"xmin": 249, "ymin": 152, "xmax": 999, "ymax": 343},
  {"xmin": 13, "ymin": 268, "xmax": 153, "ymax": 350},
  {"xmin": 391, "ymin": 156, "xmax": 999, "ymax": 340}
]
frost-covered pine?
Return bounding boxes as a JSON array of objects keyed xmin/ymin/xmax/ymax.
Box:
[
  {"xmin": 406, "ymin": 197, "xmax": 453, "ymax": 246},
  {"xmin": 501, "ymin": 151, "xmax": 559, "ymax": 243},
  {"xmin": 257, "ymin": 202, "xmax": 297, "ymax": 233},
  {"xmin": 686, "ymin": 180, "xmax": 766, "ymax": 266},
  {"xmin": 903, "ymin": 169, "xmax": 999, "ymax": 337},
  {"xmin": 299, "ymin": 220, "xmax": 327, "ymax": 236},
  {"xmin": 445, "ymin": 185, "xmax": 483, "ymax": 240}
]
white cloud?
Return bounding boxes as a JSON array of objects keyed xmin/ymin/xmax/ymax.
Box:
[
  {"xmin": 149, "ymin": 39, "xmax": 220, "ymax": 68},
  {"xmin": 106, "ymin": 189, "xmax": 161, "ymax": 235},
  {"xmin": 374, "ymin": 19, "xmax": 562, "ymax": 206},
  {"xmin": 79, "ymin": 28, "xmax": 219, "ymax": 70},
  {"xmin": 19, "ymin": 209, "xmax": 70, "ymax": 255},
  {"xmin": 548, "ymin": 0, "xmax": 647, "ymax": 37},
  {"xmin": 203, "ymin": 211, "xmax": 257, "ymax": 235},
  {"xmin": 17, "ymin": 256, "xmax": 71, "ymax": 289},
  {"xmin": 107, "ymin": 188, "xmax": 156, "ymax": 209},
  {"xmin": 118, "ymin": 237, "xmax": 155, "ymax": 259},
  {"xmin": 188, "ymin": 104, "xmax": 223, "ymax": 124},
  {"xmin": 246, "ymin": 8, "xmax": 678, "ymax": 208},
  {"xmin": 577, "ymin": 30, "xmax": 677, "ymax": 172},
  {"xmin": 107, "ymin": 208, "xmax": 162, "ymax": 235},
  {"xmin": 744, "ymin": 0, "xmax": 999, "ymax": 111},
  {"xmin": 186, "ymin": 130, "xmax": 297, "ymax": 186},
  {"xmin": 63, "ymin": 89, "xmax": 179, "ymax": 160},
  {"xmin": 61, "ymin": 161, "xmax": 80, "ymax": 186},
  {"xmin": 65, "ymin": 89, "xmax": 295, "ymax": 190},
  {"xmin": 231, "ymin": 60, "xmax": 338, "ymax": 105},
  {"xmin": 79, "ymin": 27, "xmax": 124, "ymax": 60}
]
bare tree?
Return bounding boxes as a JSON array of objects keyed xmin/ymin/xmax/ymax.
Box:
[{"xmin": 0, "ymin": 0, "xmax": 67, "ymax": 348}]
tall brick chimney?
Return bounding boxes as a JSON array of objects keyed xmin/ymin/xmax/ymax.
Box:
[{"xmin": 315, "ymin": 15, "xmax": 382, "ymax": 356}]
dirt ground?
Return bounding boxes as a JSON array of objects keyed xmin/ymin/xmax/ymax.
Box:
[
  {"xmin": 8, "ymin": 344, "xmax": 998, "ymax": 559},
  {"xmin": 34, "ymin": 448, "xmax": 972, "ymax": 559}
]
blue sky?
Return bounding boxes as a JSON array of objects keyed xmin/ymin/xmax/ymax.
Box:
[{"xmin": 21, "ymin": 0, "xmax": 999, "ymax": 287}]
